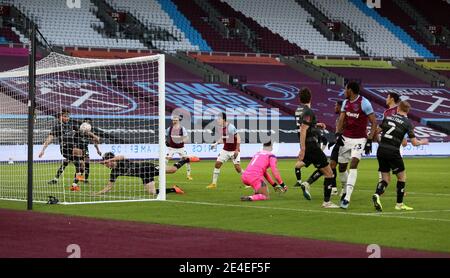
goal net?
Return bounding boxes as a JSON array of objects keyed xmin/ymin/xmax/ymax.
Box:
[{"xmin": 0, "ymin": 52, "xmax": 166, "ymax": 204}]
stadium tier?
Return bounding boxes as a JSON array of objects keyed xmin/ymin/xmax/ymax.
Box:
[
  {"xmin": 0, "ymin": 46, "xmax": 29, "ymax": 71},
  {"xmin": 374, "ymin": 0, "xmax": 450, "ymax": 59},
  {"xmin": 222, "ymin": 0, "xmax": 357, "ymax": 56},
  {"xmin": 1, "ymin": 0, "xmax": 449, "ymax": 57},
  {"xmin": 171, "ymin": 0, "xmax": 252, "ymax": 53},
  {"xmin": 207, "ymin": 0, "xmax": 309, "ymax": 55}
]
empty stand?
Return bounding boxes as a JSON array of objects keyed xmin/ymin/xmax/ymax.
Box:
[
  {"xmin": 208, "ymin": 0, "xmax": 309, "ymax": 55},
  {"xmin": 223, "ymin": 0, "xmax": 357, "ymax": 56},
  {"xmin": 375, "ymin": 0, "xmax": 450, "ymax": 59},
  {"xmin": 4, "ymin": 0, "xmax": 145, "ymax": 49},
  {"xmin": 106, "ymin": 0, "xmax": 203, "ymax": 52},
  {"xmin": 408, "ymin": 0, "xmax": 450, "ymax": 30},
  {"xmin": 172, "ymin": 0, "xmax": 252, "ymax": 53},
  {"xmin": 309, "ymin": 0, "xmax": 420, "ymax": 57}
]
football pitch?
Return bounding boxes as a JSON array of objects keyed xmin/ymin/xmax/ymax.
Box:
[{"xmin": 1, "ymin": 157, "xmax": 450, "ymax": 254}]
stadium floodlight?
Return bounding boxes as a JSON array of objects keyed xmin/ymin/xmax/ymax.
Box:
[{"xmin": 0, "ymin": 51, "xmax": 166, "ymax": 205}]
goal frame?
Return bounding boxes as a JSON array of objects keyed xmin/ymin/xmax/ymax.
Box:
[{"xmin": 0, "ymin": 46, "xmax": 166, "ymax": 207}]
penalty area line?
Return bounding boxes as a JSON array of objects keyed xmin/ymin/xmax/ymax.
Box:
[{"xmin": 166, "ymin": 199, "xmax": 450, "ymax": 223}]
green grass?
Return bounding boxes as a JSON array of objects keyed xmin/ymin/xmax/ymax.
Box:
[{"xmin": 1, "ymin": 157, "xmax": 450, "ymax": 253}]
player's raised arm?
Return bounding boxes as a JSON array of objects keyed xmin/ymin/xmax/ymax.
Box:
[{"xmin": 39, "ymin": 134, "xmax": 54, "ymax": 158}]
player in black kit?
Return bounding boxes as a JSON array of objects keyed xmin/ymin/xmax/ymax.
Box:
[
  {"xmin": 94, "ymin": 152, "xmax": 200, "ymax": 196},
  {"xmin": 372, "ymin": 101, "xmax": 429, "ymax": 212},
  {"xmin": 293, "ymin": 88, "xmax": 338, "ymax": 208},
  {"xmin": 39, "ymin": 109, "xmax": 84, "ymax": 191},
  {"xmin": 78, "ymin": 118, "xmax": 102, "ymax": 183}
]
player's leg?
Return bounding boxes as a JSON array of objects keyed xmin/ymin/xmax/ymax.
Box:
[
  {"xmin": 294, "ymin": 159, "xmax": 304, "ymax": 187},
  {"xmin": 207, "ymin": 150, "xmax": 229, "ymax": 188},
  {"xmin": 295, "ymin": 160, "xmax": 311, "ymax": 200},
  {"xmin": 241, "ymin": 179, "xmax": 269, "ymax": 201},
  {"xmin": 49, "ymin": 159, "xmax": 69, "ymax": 184},
  {"xmin": 302, "ymin": 169, "xmax": 323, "ymax": 188},
  {"xmin": 337, "ymin": 141, "xmax": 350, "ymax": 200},
  {"xmin": 167, "ymin": 157, "xmax": 193, "ymax": 173},
  {"xmin": 232, "ymin": 152, "xmax": 242, "ymax": 174},
  {"xmin": 372, "ymin": 148, "xmax": 391, "ymax": 212},
  {"xmin": 72, "ymin": 147, "xmax": 84, "ymax": 180},
  {"xmin": 329, "ymin": 159, "xmax": 338, "ymax": 195},
  {"xmin": 341, "ymin": 138, "xmax": 365, "ymax": 209},
  {"xmin": 165, "ymin": 147, "xmax": 174, "ymax": 165},
  {"xmin": 319, "ymin": 164, "xmax": 339, "ymax": 208},
  {"xmin": 393, "ymin": 158, "xmax": 412, "ymax": 210},
  {"xmin": 329, "ymin": 144, "xmax": 340, "ymax": 195},
  {"xmin": 84, "ymin": 156, "xmax": 90, "ymax": 183},
  {"xmin": 180, "ymin": 148, "xmax": 192, "ymax": 180}
]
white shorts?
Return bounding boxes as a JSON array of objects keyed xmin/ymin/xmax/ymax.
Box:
[
  {"xmin": 338, "ymin": 136, "xmax": 367, "ymax": 164},
  {"xmin": 217, "ymin": 150, "xmax": 241, "ymax": 164},
  {"xmin": 166, "ymin": 147, "xmax": 188, "ymax": 159}
]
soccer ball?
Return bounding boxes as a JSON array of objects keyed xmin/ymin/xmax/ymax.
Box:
[{"xmin": 80, "ymin": 122, "xmax": 92, "ymax": 133}]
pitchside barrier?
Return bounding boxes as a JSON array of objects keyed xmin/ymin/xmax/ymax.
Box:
[{"xmin": 1, "ymin": 142, "xmax": 449, "ymax": 163}]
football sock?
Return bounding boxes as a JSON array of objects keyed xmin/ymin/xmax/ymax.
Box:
[
  {"xmin": 307, "ymin": 169, "xmax": 323, "ymax": 185},
  {"xmin": 295, "ymin": 168, "xmax": 302, "ymax": 183},
  {"xmin": 85, "ymin": 161, "xmax": 90, "ymax": 180},
  {"xmin": 73, "ymin": 157, "xmax": 82, "ymax": 175},
  {"xmin": 174, "ymin": 158, "xmax": 189, "ymax": 169},
  {"xmin": 397, "ymin": 181, "xmax": 406, "ymax": 203},
  {"xmin": 186, "ymin": 163, "xmax": 191, "ymax": 176},
  {"xmin": 55, "ymin": 161, "xmax": 69, "ymax": 179},
  {"xmin": 212, "ymin": 168, "xmax": 220, "ymax": 184},
  {"xmin": 340, "ymin": 170, "xmax": 348, "ymax": 193},
  {"xmin": 323, "ymin": 177, "xmax": 333, "ymax": 202},
  {"xmin": 331, "ymin": 168, "xmax": 337, "ymax": 188},
  {"xmin": 344, "ymin": 169, "xmax": 357, "ymax": 202},
  {"xmin": 375, "ymin": 180, "xmax": 388, "ymax": 196}
]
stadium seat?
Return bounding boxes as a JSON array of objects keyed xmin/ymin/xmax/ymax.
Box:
[
  {"xmin": 7, "ymin": 0, "xmax": 145, "ymax": 49},
  {"xmin": 223, "ymin": 0, "xmax": 358, "ymax": 56}
]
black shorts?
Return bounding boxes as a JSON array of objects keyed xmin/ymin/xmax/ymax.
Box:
[
  {"xmin": 330, "ymin": 144, "xmax": 340, "ymax": 162},
  {"xmin": 83, "ymin": 148, "xmax": 89, "ymax": 159},
  {"xmin": 303, "ymin": 144, "xmax": 329, "ymax": 169},
  {"xmin": 140, "ymin": 165, "xmax": 159, "ymax": 184},
  {"xmin": 377, "ymin": 147, "xmax": 405, "ymax": 174},
  {"xmin": 60, "ymin": 145, "xmax": 74, "ymax": 160}
]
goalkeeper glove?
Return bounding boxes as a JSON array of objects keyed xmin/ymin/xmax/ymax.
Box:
[{"xmin": 364, "ymin": 139, "xmax": 373, "ymax": 155}]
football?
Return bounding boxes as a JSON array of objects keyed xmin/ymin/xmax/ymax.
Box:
[{"xmin": 79, "ymin": 122, "xmax": 92, "ymax": 133}]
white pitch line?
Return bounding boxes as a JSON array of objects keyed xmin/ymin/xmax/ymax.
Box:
[
  {"xmin": 170, "ymin": 181, "xmax": 450, "ymax": 197},
  {"xmin": 165, "ymin": 199, "xmax": 450, "ymax": 223}
]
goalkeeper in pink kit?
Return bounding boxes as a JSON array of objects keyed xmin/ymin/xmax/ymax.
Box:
[{"xmin": 240, "ymin": 141, "xmax": 286, "ymax": 201}]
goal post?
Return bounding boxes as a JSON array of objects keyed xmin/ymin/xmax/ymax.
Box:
[{"xmin": 0, "ymin": 52, "xmax": 166, "ymax": 205}]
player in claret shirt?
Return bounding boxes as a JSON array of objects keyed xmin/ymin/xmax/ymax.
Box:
[
  {"xmin": 207, "ymin": 112, "xmax": 243, "ymax": 189},
  {"xmin": 166, "ymin": 115, "xmax": 193, "ymax": 180},
  {"xmin": 335, "ymin": 82, "xmax": 378, "ymax": 209},
  {"xmin": 240, "ymin": 141, "xmax": 286, "ymax": 201}
]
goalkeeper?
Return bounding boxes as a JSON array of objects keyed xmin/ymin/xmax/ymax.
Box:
[{"xmin": 94, "ymin": 152, "xmax": 200, "ymax": 196}]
